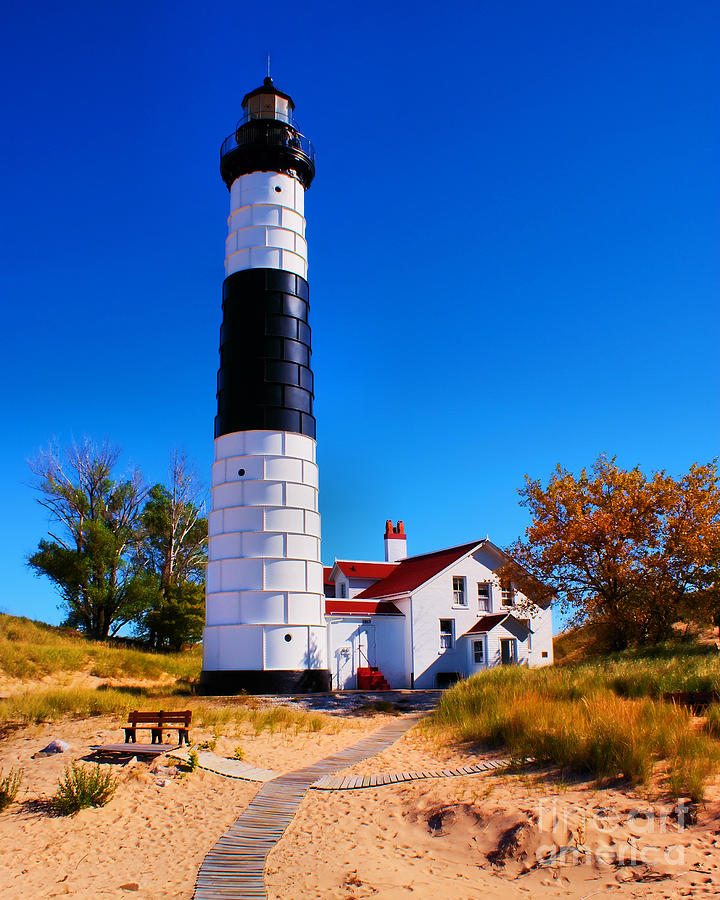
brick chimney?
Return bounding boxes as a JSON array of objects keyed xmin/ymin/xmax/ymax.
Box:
[{"xmin": 384, "ymin": 519, "xmax": 407, "ymax": 563}]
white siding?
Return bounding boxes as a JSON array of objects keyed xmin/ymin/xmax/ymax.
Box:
[{"xmin": 408, "ymin": 545, "xmax": 553, "ymax": 688}]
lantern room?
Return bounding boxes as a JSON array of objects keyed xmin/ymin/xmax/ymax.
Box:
[{"xmin": 241, "ymin": 76, "xmax": 295, "ymax": 124}]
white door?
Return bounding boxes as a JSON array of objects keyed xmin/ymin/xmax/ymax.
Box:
[
  {"xmin": 335, "ymin": 641, "xmax": 354, "ymax": 689},
  {"xmin": 330, "ymin": 619, "xmax": 376, "ymax": 689},
  {"xmin": 468, "ymin": 636, "xmax": 486, "ymax": 672},
  {"xmin": 355, "ymin": 623, "xmax": 376, "ymax": 671}
]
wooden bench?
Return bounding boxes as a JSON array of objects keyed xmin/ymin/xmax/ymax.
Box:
[{"xmin": 123, "ymin": 710, "xmax": 192, "ymax": 746}]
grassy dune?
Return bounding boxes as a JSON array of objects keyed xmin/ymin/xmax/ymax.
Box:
[
  {"xmin": 0, "ymin": 614, "xmax": 201, "ymax": 683},
  {"xmin": 427, "ymin": 642, "xmax": 720, "ymax": 800},
  {"xmin": 0, "ymin": 614, "xmax": 341, "ymax": 736},
  {"xmin": 0, "ymin": 688, "xmax": 340, "ymax": 734}
]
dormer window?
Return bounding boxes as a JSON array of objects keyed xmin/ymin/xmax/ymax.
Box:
[{"xmin": 452, "ymin": 576, "xmax": 466, "ymax": 606}]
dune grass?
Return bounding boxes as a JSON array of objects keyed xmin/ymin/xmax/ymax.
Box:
[
  {"xmin": 0, "ymin": 686, "xmax": 342, "ymax": 735},
  {"xmin": 0, "ymin": 768, "xmax": 23, "ymax": 811},
  {"xmin": 0, "ymin": 614, "xmax": 201, "ymax": 683},
  {"xmin": 427, "ymin": 651, "xmax": 720, "ymax": 800},
  {"xmin": 0, "ymin": 614, "xmax": 342, "ymax": 737},
  {"xmin": 704, "ymin": 703, "xmax": 720, "ymax": 738}
]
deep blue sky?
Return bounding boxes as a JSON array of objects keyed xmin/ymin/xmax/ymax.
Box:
[{"xmin": 1, "ymin": 0, "xmax": 717, "ymax": 628}]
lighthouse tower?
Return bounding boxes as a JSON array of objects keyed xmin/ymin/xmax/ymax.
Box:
[{"xmin": 200, "ymin": 78, "xmax": 329, "ymax": 694}]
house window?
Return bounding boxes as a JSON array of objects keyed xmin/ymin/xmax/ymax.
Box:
[
  {"xmin": 452, "ymin": 576, "xmax": 466, "ymax": 606},
  {"xmin": 439, "ymin": 619, "xmax": 454, "ymax": 650},
  {"xmin": 477, "ymin": 582, "xmax": 491, "ymax": 611},
  {"xmin": 472, "ymin": 639, "xmax": 485, "ymax": 664},
  {"xmin": 339, "ymin": 582, "xmax": 347, "ymax": 598},
  {"xmin": 501, "ymin": 579, "xmax": 514, "ymax": 606}
]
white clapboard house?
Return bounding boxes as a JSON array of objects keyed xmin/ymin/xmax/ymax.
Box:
[{"xmin": 323, "ymin": 521, "xmax": 553, "ymax": 690}]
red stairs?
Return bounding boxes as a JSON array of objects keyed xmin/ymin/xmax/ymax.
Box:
[{"xmin": 356, "ymin": 666, "xmax": 391, "ymax": 691}]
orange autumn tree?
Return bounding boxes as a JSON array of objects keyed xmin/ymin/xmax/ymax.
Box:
[{"xmin": 504, "ymin": 455, "xmax": 720, "ymax": 648}]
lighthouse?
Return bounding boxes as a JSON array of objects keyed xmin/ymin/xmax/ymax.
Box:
[{"xmin": 200, "ymin": 78, "xmax": 329, "ymax": 694}]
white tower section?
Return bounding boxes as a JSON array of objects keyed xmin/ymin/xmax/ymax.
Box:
[
  {"xmin": 226, "ymin": 172, "xmax": 307, "ymax": 280},
  {"xmin": 204, "ymin": 427, "xmax": 326, "ymax": 683},
  {"xmin": 201, "ymin": 78, "xmax": 327, "ymax": 694}
]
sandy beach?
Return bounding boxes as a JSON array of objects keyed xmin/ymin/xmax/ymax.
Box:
[
  {"xmin": 0, "ymin": 708, "xmax": 390, "ymax": 898},
  {"xmin": 268, "ymin": 725, "xmax": 720, "ymax": 898},
  {"xmin": 1, "ymin": 706, "xmax": 719, "ymax": 899}
]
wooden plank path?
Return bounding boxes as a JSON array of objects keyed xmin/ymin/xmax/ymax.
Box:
[
  {"xmin": 311, "ymin": 757, "xmax": 510, "ymax": 790},
  {"xmin": 193, "ymin": 716, "xmax": 420, "ymax": 900},
  {"xmin": 169, "ymin": 749, "xmax": 277, "ymax": 783}
]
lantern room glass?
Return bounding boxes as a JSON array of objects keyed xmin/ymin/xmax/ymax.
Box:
[{"xmin": 245, "ymin": 93, "xmax": 292, "ymax": 124}]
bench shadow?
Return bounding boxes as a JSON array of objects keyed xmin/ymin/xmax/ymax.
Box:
[{"xmin": 80, "ymin": 750, "xmax": 138, "ymax": 765}]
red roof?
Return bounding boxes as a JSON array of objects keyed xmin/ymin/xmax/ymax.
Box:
[
  {"xmin": 324, "ymin": 600, "xmax": 403, "ymax": 617},
  {"xmin": 462, "ymin": 614, "xmax": 510, "ymax": 634},
  {"xmin": 356, "ymin": 541, "xmax": 482, "ymax": 600},
  {"xmin": 323, "ymin": 566, "xmax": 334, "ymax": 587},
  {"xmin": 462, "ymin": 614, "xmax": 532, "ymax": 637},
  {"xmin": 335, "ymin": 561, "xmax": 398, "ymax": 580}
]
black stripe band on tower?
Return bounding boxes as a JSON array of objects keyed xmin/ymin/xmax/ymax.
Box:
[{"xmin": 214, "ymin": 268, "xmax": 316, "ymax": 440}]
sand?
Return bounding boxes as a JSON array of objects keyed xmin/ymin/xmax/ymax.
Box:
[
  {"xmin": 267, "ymin": 728, "xmax": 720, "ymax": 899},
  {"xmin": 0, "ymin": 711, "xmax": 389, "ymax": 898},
  {"xmin": 1, "ymin": 710, "xmax": 720, "ymax": 899}
]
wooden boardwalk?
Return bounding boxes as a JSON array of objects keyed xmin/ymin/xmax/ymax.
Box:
[
  {"xmin": 193, "ymin": 716, "xmax": 419, "ymax": 900},
  {"xmin": 169, "ymin": 749, "xmax": 277, "ymax": 783},
  {"xmin": 311, "ymin": 757, "xmax": 509, "ymax": 790}
]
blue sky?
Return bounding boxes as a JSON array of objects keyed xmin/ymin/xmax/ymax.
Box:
[{"xmin": 1, "ymin": 0, "xmax": 717, "ymax": 628}]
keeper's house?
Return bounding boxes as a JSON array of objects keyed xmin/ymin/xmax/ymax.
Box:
[{"xmin": 323, "ymin": 521, "xmax": 553, "ymax": 690}]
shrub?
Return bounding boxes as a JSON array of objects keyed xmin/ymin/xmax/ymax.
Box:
[
  {"xmin": 0, "ymin": 768, "xmax": 23, "ymax": 811},
  {"xmin": 52, "ymin": 763, "xmax": 118, "ymax": 815},
  {"xmin": 197, "ymin": 738, "xmax": 217, "ymax": 752},
  {"xmin": 234, "ymin": 746, "xmax": 245, "ymax": 760},
  {"xmin": 187, "ymin": 751, "xmax": 199, "ymax": 772}
]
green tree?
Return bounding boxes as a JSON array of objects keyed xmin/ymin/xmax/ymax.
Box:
[
  {"xmin": 134, "ymin": 453, "xmax": 208, "ymax": 650},
  {"xmin": 28, "ymin": 440, "xmax": 148, "ymax": 639}
]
